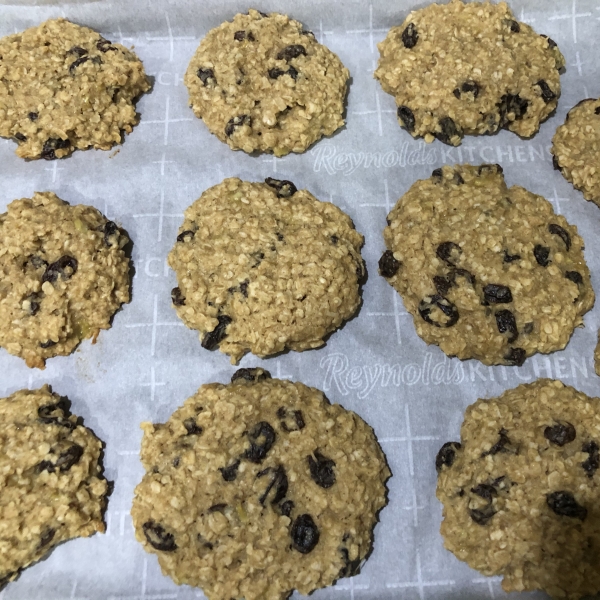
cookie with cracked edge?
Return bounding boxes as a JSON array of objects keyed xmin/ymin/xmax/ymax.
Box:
[
  {"xmin": 436, "ymin": 379, "xmax": 600, "ymax": 599},
  {"xmin": 375, "ymin": 0, "xmax": 564, "ymax": 146},
  {"xmin": 551, "ymin": 98, "xmax": 600, "ymax": 208},
  {"xmin": 380, "ymin": 164, "xmax": 594, "ymax": 366},
  {"xmin": 0, "ymin": 385, "xmax": 108, "ymax": 589},
  {"xmin": 0, "ymin": 191, "xmax": 131, "ymax": 368},
  {"xmin": 168, "ymin": 177, "xmax": 365, "ymax": 364},
  {"xmin": 131, "ymin": 369, "xmax": 390, "ymax": 600},
  {"xmin": 0, "ymin": 18, "xmax": 150, "ymax": 160},
  {"xmin": 184, "ymin": 9, "xmax": 349, "ymax": 156}
]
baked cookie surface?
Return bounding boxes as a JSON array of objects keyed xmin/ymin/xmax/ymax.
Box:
[
  {"xmin": 184, "ymin": 9, "xmax": 349, "ymax": 156},
  {"xmin": 375, "ymin": 0, "xmax": 564, "ymax": 146},
  {"xmin": 0, "ymin": 18, "xmax": 150, "ymax": 160},
  {"xmin": 380, "ymin": 164, "xmax": 594, "ymax": 366},
  {"xmin": 0, "ymin": 385, "xmax": 108, "ymax": 588},
  {"xmin": 436, "ymin": 379, "xmax": 600, "ymax": 599},
  {"xmin": 168, "ymin": 178, "xmax": 364, "ymax": 363},
  {"xmin": 552, "ymin": 98, "xmax": 600, "ymax": 207},
  {"xmin": 131, "ymin": 369, "xmax": 390, "ymax": 600},
  {"xmin": 0, "ymin": 192, "xmax": 131, "ymax": 368}
]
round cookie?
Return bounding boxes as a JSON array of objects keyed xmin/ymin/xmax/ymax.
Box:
[
  {"xmin": 552, "ymin": 98, "xmax": 600, "ymax": 208},
  {"xmin": 0, "ymin": 18, "xmax": 150, "ymax": 160},
  {"xmin": 168, "ymin": 177, "xmax": 364, "ymax": 363},
  {"xmin": 0, "ymin": 191, "xmax": 131, "ymax": 368},
  {"xmin": 379, "ymin": 164, "xmax": 594, "ymax": 366},
  {"xmin": 184, "ymin": 9, "xmax": 349, "ymax": 156},
  {"xmin": 436, "ymin": 379, "xmax": 600, "ymax": 599},
  {"xmin": 131, "ymin": 368, "xmax": 390, "ymax": 600},
  {"xmin": 0, "ymin": 385, "xmax": 108, "ymax": 588},
  {"xmin": 374, "ymin": 0, "xmax": 564, "ymax": 146}
]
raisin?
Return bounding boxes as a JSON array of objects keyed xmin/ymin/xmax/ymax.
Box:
[
  {"xmin": 239, "ymin": 280, "xmax": 249, "ymax": 297},
  {"xmin": 42, "ymin": 256, "xmax": 78, "ymax": 284},
  {"xmin": 268, "ymin": 67, "xmax": 286, "ymax": 79},
  {"xmin": 544, "ymin": 422, "xmax": 576, "ymax": 446},
  {"xmin": 225, "ymin": 114, "xmax": 252, "ymax": 137},
  {"xmin": 523, "ymin": 322, "xmax": 534, "ymax": 334},
  {"xmin": 231, "ymin": 368, "xmax": 272, "ymax": 383},
  {"xmin": 308, "ymin": 450, "xmax": 336, "ymax": 489},
  {"xmin": 257, "ymin": 465, "xmax": 288, "ymax": 505},
  {"xmin": 41, "ymin": 137, "xmax": 70, "ymax": 160},
  {"xmin": 250, "ymin": 251, "xmax": 264, "ymax": 268},
  {"xmin": 548, "ymin": 224, "xmax": 571, "ymax": 251},
  {"xmin": 504, "ymin": 347, "xmax": 526, "ymax": 366},
  {"xmin": 546, "ymin": 491, "xmax": 587, "ymax": 520},
  {"xmin": 25, "ymin": 293, "xmax": 41, "ymax": 316},
  {"xmin": 234, "ymin": 30, "xmax": 246, "ymax": 41},
  {"xmin": 330, "ymin": 235, "xmax": 338, "ymax": 245},
  {"xmin": 431, "ymin": 168, "xmax": 443, "ymax": 180},
  {"xmin": 280, "ymin": 500, "xmax": 294, "ymax": 517},
  {"xmin": 28, "ymin": 112, "xmax": 38, "ymax": 121},
  {"xmin": 541, "ymin": 34, "xmax": 557, "ymax": 48},
  {"xmin": 498, "ymin": 93, "xmax": 529, "ymax": 127},
  {"xmin": 433, "ymin": 274, "xmax": 453, "ymax": 296},
  {"xmin": 453, "ymin": 172, "xmax": 465, "ymax": 185},
  {"xmin": 287, "ymin": 66, "xmax": 299, "ymax": 80},
  {"xmin": 38, "ymin": 398, "xmax": 74, "ymax": 429},
  {"xmin": 96, "ymin": 39, "xmax": 117, "ymax": 52},
  {"xmin": 68, "ymin": 46, "xmax": 88, "ymax": 57},
  {"xmin": 536, "ymin": 80, "xmax": 556, "ymax": 103},
  {"xmin": 291, "ymin": 514, "xmax": 320, "ymax": 553},
  {"xmin": 401, "ymin": 23, "xmax": 418, "ymax": 48},
  {"xmin": 197, "ymin": 68, "xmax": 216, "ymax": 86},
  {"xmin": 435, "ymin": 117, "xmax": 463, "ymax": 145},
  {"xmin": 582, "ymin": 441, "xmax": 599, "ymax": 477},
  {"xmin": 471, "ymin": 483, "xmax": 497, "ymax": 501},
  {"xmin": 171, "ymin": 287, "xmax": 185, "ymax": 307},
  {"xmin": 505, "ymin": 19, "xmax": 520, "ymax": 33},
  {"xmin": 201, "ymin": 315, "xmax": 232, "ymax": 350},
  {"xmin": 418, "ymin": 295, "xmax": 459, "ymax": 328},
  {"xmin": 219, "ymin": 459, "xmax": 240, "ymax": 482},
  {"xmin": 461, "ymin": 80, "xmax": 480, "ymax": 98},
  {"xmin": 69, "ymin": 56, "xmax": 93, "ymax": 74},
  {"xmin": 14, "ymin": 132, "xmax": 26, "ymax": 142},
  {"xmin": 339, "ymin": 547, "xmax": 362, "ymax": 578},
  {"xmin": 103, "ymin": 221, "xmax": 118, "ymax": 247},
  {"xmin": 534, "ymin": 245, "xmax": 551, "ymax": 266},
  {"xmin": 503, "ymin": 250, "xmax": 521, "ymax": 263},
  {"xmin": 495, "ymin": 309, "xmax": 518, "ymax": 343},
  {"xmin": 435, "ymin": 441, "xmax": 461, "ymax": 472},
  {"xmin": 478, "ymin": 163, "xmax": 503, "ymax": 175},
  {"xmin": 482, "ymin": 429, "xmax": 516, "ymax": 456},
  {"xmin": 243, "ymin": 421, "xmax": 276, "ymax": 463},
  {"xmin": 397, "ymin": 105, "xmax": 415, "ymax": 132},
  {"xmin": 379, "ymin": 250, "xmax": 401, "ymax": 278},
  {"xmin": 183, "ymin": 418, "xmax": 202, "ymax": 435},
  {"xmin": 142, "ymin": 521, "xmax": 178, "ymax": 551},
  {"xmin": 565, "ymin": 271, "xmax": 583, "ymax": 285},
  {"xmin": 276, "ymin": 407, "xmax": 305, "ymax": 432},
  {"xmin": 596, "ymin": 107, "xmax": 600, "ymax": 116},
  {"xmin": 277, "ymin": 45, "xmax": 306, "ymax": 60},
  {"xmin": 208, "ymin": 503, "xmax": 227, "ymax": 513},
  {"xmin": 265, "ymin": 177, "xmax": 297, "ymax": 198},
  {"xmin": 39, "ymin": 528, "xmax": 55, "ymax": 548},
  {"xmin": 38, "ymin": 444, "xmax": 83, "ymax": 473},
  {"xmin": 469, "ymin": 503, "xmax": 496, "ymax": 525},
  {"xmin": 39, "ymin": 340, "xmax": 56, "ymax": 349},
  {"xmin": 552, "ymin": 155, "xmax": 562, "ymax": 171},
  {"xmin": 483, "ymin": 284, "xmax": 513, "ymax": 304},
  {"xmin": 453, "ymin": 88, "xmax": 460, "ymax": 99},
  {"xmin": 176, "ymin": 230, "xmax": 195, "ymax": 243},
  {"xmin": 436, "ymin": 241, "xmax": 462, "ymax": 266}
]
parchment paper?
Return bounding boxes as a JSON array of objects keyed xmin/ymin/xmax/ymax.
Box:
[{"xmin": 1, "ymin": 1, "xmax": 600, "ymax": 598}]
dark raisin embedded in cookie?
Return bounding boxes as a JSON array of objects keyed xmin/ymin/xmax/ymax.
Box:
[
  {"xmin": 378, "ymin": 250, "xmax": 400, "ymax": 278},
  {"xmin": 176, "ymin": 230, "xmax": 195, "ymax": 243},
  {"xmin": 265, "ymin": 177, "xmax": 297, "ymax": 198},
  {"xmin": 536, "ymin": 80, "xmax": 556, "ymax": 103},
  {"xmin": 307, "ymin": 450, "xmax": 336, "ymax": 489},
  {"xmin": 565, "ymin": 271, "xmax": 583, "ymax": 285},
  {"xmin": 257, "ymin": 465, "xmax": 288, "ymax": 505},
  {"xmin": 41, "ymin": 137, "xmax": 71, "ymax": 160},
  {"xmin": 397, "ymin": 105, "xmax": 415, "ymax": 132},
  {"xmin": 418, "ymin": 295, "xmax": 459, "ymax": 328},
  {"xmin": 231, "ymin": 368, "xmax": 272, "ymax": 383},
  {"xmin": 498, "ymin": 93, "xmax": 529, "ymax": 127},
  {"xmin": 495, "ymin": 310, "xmax": 518, "ymax": 343},
  {"xmin": 41, "ymin": 256, "xmax": 78, "ymax": 284},
  {"xmin": 504, "ymin": 348, "xmax": 526, "ymax": 366},
  {"xmin": 197, "ymin": 68, "xmax": 216, "ymax": 86},
  {"xmin": 291, "ymin": 514, "xmax": 320, "ymax": 553},
  {"xmin": 503, "ymin": 250, "xmax": 521, "ymax": 263},
  {"xmin": 401, "ymin": 23, "xmax": 418, "ymax": 48},
  {"xmin": 482, "ymin": 429, "xmax": 516, "ymax": 456},
  {"xmin": 171, "ymin": 287, "xmax": 185, "ymax": 307},
  {"xmin": 546, "ymin": 491, "xmax": 587, "ymax": 520},
  {"xmin": 582, "ymin": 441, "xmax": 599, "ymax": 477},
  {"xmin": 435, "ymin": 441, "xmax": 461, "ymax": 472},
  {"xmin": 436, "ymin": 241, "xmax": 462, "ymax": 266},
  {"xmin": 225, "ymin": 114, "xmax": 252, "ymax": 137},
  {"xmin": 201, "ymin": 315, "xmax": 232, "ymax": 349},
  {"xmin": 219, "ymin": 459, "xmax": 241, "ymax": 482},
  {"xmin": 435, "ymin": 117, "xmax": 463, "ymax": 145},
  {"xmin": 544, "ymin": 422, "xmax": 576, "ymax": 446},
  {"xmin": 533, "ymin": 245, "xmax": 551, "ymax": 267},
  {"xmin": 548, "ymin": 224, "xmax": 571, "ymax": 251},
  {"xmin": 103, "ymin": 221, "xmax": 118, "ymax": 247},
  {"xmin": 243, "ymin": 421, "xmax": 276, "ymax": 463},
  {"xmin": 142, "ymin": 521, "xmax": 178, "ymax": 551},
  {"xmin": 277, "ymin": 44, "xmax": 307, "ymax": 60},
  {"xmin": 483, "ymin": 284, "xmax": 513, "ymax": 305},
  {"xmin": 277, "ymin": 407, "xmax": 305, "ymax": 432},
  {"xmin": 183, "ymin": 418, "xmax": 202, "ymax": 436}
]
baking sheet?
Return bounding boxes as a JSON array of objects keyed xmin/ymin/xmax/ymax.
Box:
[{"xmin": 1, "ymin": 1, "xmax": 600, "ymax": 598}]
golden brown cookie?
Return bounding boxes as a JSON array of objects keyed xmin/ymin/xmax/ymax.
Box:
[
  {"xmin": 0, "ymin": 18, "xmax": 150, "ymax": 160},
  {"xmin": 131, "ymin": 369, "xmax": 390, "ymax": 600},
  {"xmin": 184, "ymin": 9, "xmax": 349, "ymax": 156}
]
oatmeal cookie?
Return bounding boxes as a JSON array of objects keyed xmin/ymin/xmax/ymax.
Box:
[
  {"xmin": 379, "ymin": 164, "xmax": 594, "ymax": 366},
  {"xmin": 552, "ymin": 98, "xmax": 600, "ymax": 208},
  {"xmin": 0, "ymin": 191, "xmax": 131, "ymax": 368},
  {"xmin": 168, "ymin": 177, "xmax": 364, "ymax": 363},
  {"xmin": 131, "ymin": 368, "xmax": 390, "ymax": 600},
  {"xmin": 0, "ymin": 385, "xmax": 108, "ymax": 589},
  {"xmin": 375, "ymin": 0, "xmax": 564, "ymax": 146},
  {"xmin": 436, "ymin": 379, "xmax": 600, "ymax": 599},
  {"xmin": 0, "ymin": 18, "xmax": 150, "ymax": 160},
  {"xmin": 184, "ymin": 9, "xmax": 349, "ymax": 156}
]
